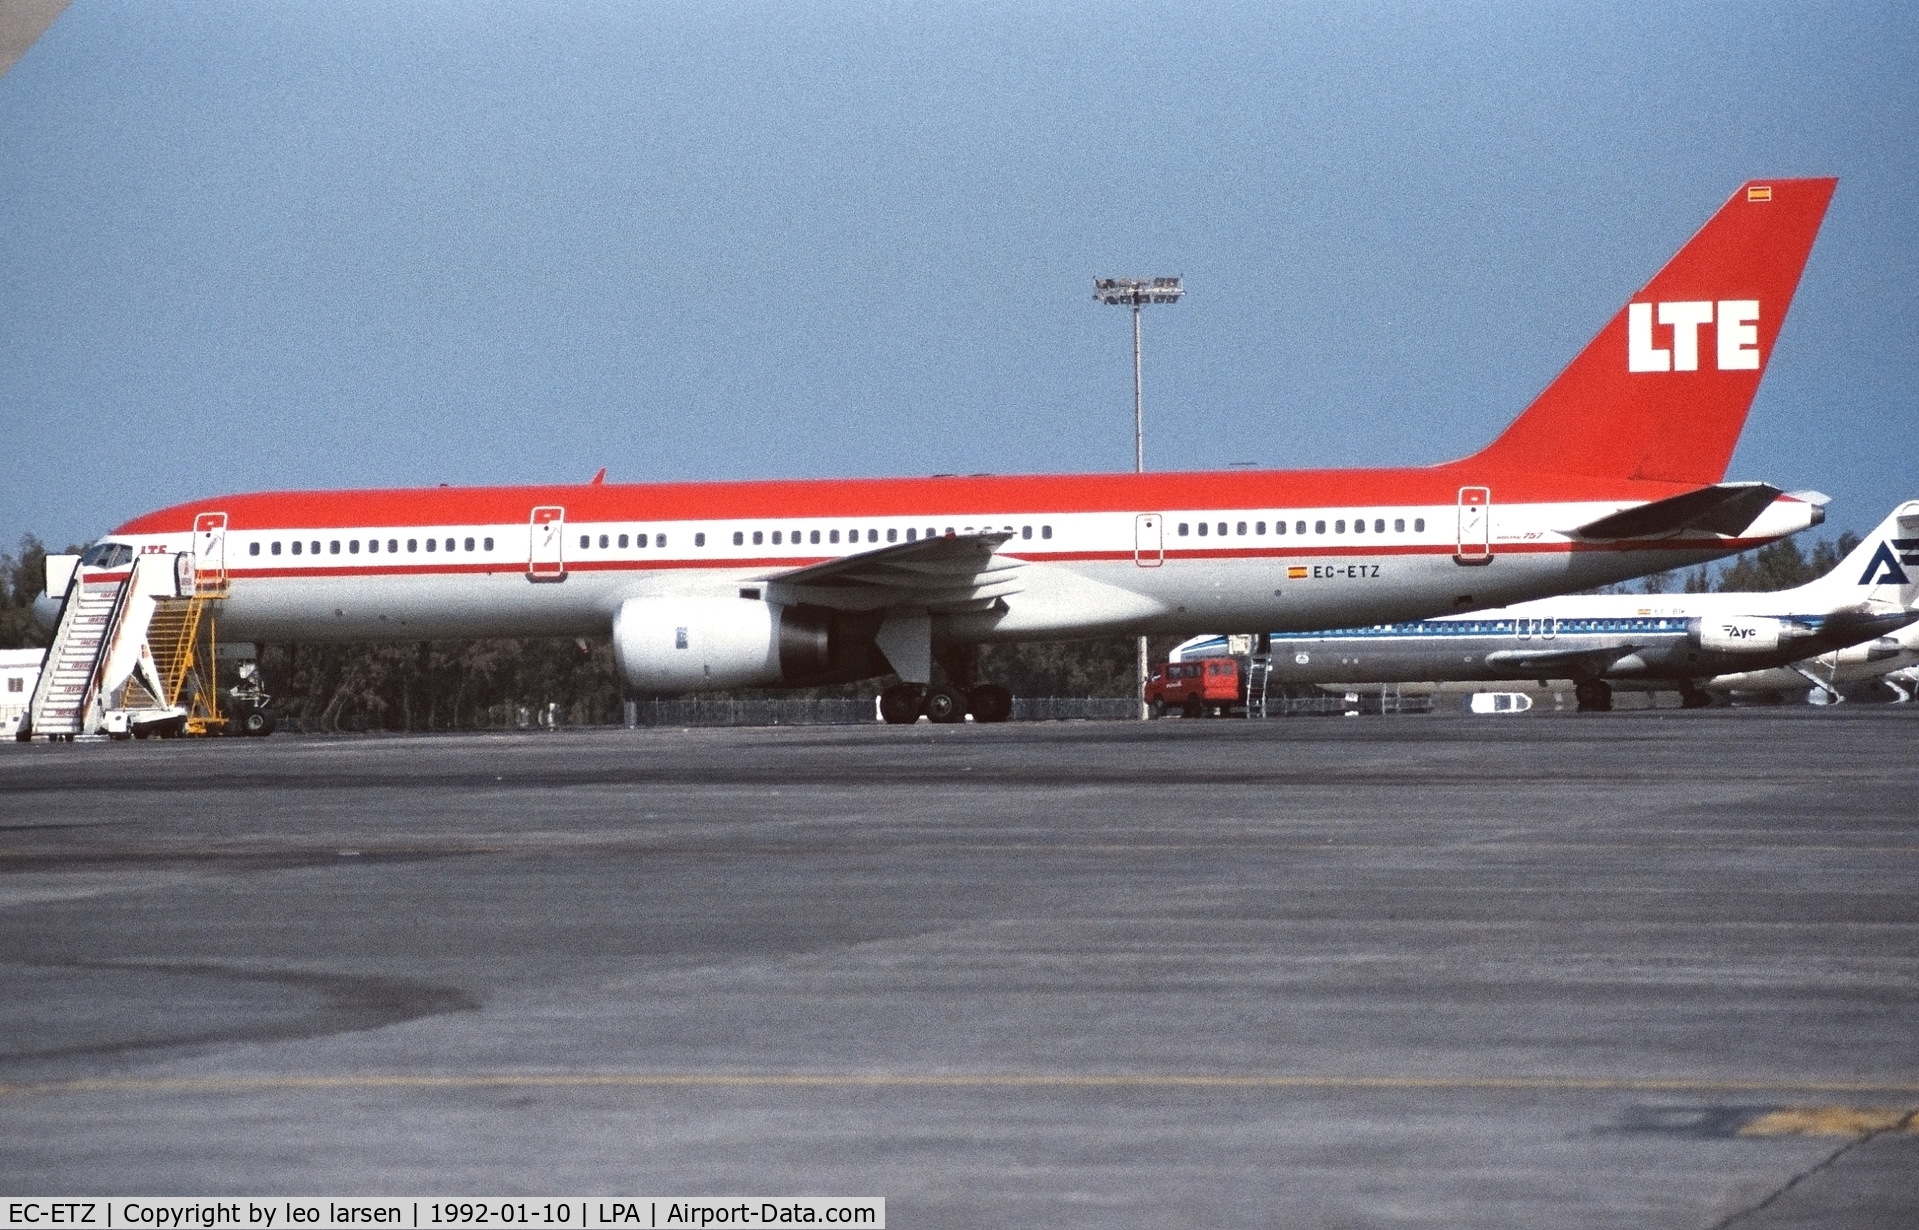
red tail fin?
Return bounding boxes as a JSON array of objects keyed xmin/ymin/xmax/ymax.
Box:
[{"xmin": 1466, "ymin": 178, "xmax": 1836, "ymax": 486}]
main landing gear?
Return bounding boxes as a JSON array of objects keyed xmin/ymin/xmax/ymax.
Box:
[
  {"xmin": 1677, "ymin": 683, "xmax": 1715, "ymax": 710},
  {"xmin": 879, "ymin": 645, "xmax": 1013, "ymax": 724},
  {"xmin": 878, "ymin": 681, "xmax": 1014, "ymax": 725},
  {"xmin": 1573, "ymin": 679, "xmax": 1613, "ymax": 712}
]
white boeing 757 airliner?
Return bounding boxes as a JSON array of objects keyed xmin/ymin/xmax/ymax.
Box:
[{"xmin": 30, "ymin": 179, "xmax": 1836, "ymax": 732}]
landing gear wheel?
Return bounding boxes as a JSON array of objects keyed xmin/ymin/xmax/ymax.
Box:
[
  {"xmin": 1150, "ymin": 696, "xmax": 1168, "ymax": 720},
  {"xmin": 968, "ymin": 684, "xmax": 1013, "ymax": 724},
  {"xmin": 924, "ymin": 684, "xmax": 968, "ymax": 724},
  {"xmin": 1181, "ymin": 694, "xmax": 1204, "ymax": 719},
  {"xmin": 878, "ymin": 683, "xmax": 923, "ymax": 725},
  {"xmin": 242, "ymin": 708, "xmax": 278, "ymax": 736},
  {"xmin": 1574, "ymin": 679, "xmax": 1613, "ymax": 712},
  {"xmin": 1678, "ymin": 685, "xmax": 1713, "ymax": 710}
]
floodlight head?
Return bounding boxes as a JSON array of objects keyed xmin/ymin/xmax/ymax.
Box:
[{"xmin": 1093, "ymin": 276, "xmax": 1183, "ymax": 306}]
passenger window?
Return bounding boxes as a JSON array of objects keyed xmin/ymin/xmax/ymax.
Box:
[
  {"xmin": 734, "ymin": 531, "xmax": 744, "ymax": 546},
  {"xmin": 1353, "ymin": 520, "xmax": 1365, "ymax": 534},
  {"xmin": 329, "ymin": 541, "xmax": 340, "ymax": 554},
  {"xmin": 426, "ymin": 539, "xmax": 436, "ymax": 553},
  {"xmin": 772, "ymin": 530, "xmax": 782, "ymax": 545},
  {"xmin": 390, "ymin": 539, "xmax": 400, "ymax": 553},
  {"xmin": 367, "ymin": 539, "xmax": 378, "ymax": 554},
  {"xmin": 1414, "ymin": 518, "xmax": 1425, "ymax": 532},
  {"xmin": 1255, "ymin": 522, "xmax": 1265, "ymax": 535},
  {"xmin": 464, "ymin": 537, "xmax": 475, "ymax": 551},
  {"xmin": 655, "ymin": 534, "xmax": 665, "ymax": 548},
  {"xmin": 1394, "ymin": 519, "xmax": 1405, "ymax": 532},
  {"xmin": 1296, "ymin": 521, "xmax": 1307, "ymax": 535},
  {"xmin": 349, "ymin": 540, "xmax": 360, "ymax": 554},
  {"xmin": 1042, "ymin": 526, "xmax": 1052, "ymax": 539},
  {"xmin": 272, "ymin": 542, "xmax": 282, "ymax": 556},
  {"xmin": 887, "ymin": 528, "xmax": 897, "ymax": 543},
  {"xmin": 1274, "ymin": 522, "xmax": 1285, "ymax": 536},
  {"xmin": 868, "ymin": 529, "xmax": 878, "ymax": 543},
  {"xmin": 1236, "ymin": 522, "xmax": 1246, "ymax": 536},
  {"xmin": 1315, "ymin": 521, "xmax": 1326, "ymax": 534},
  {"xmin": 579, "ymin": 535, "xmax": 589, "ymax": 549},
  {"xmin": 753, "ymin": 531, "xmax": 763, "ymax": 546},
  {"xmin": 249, "ymin": 542, "xmax": 260, "ymax": 556},
  {"xmin": 1335, "ymin": 521, "xmax": 1345, "ymax": 534},
  {"xmin": 1022, "ymin": 526, "xmax": 1032, "ymax": 540},
  {"xmin": 810, "ymin": 530, "xmax": 820, "ymax": 544},
  {"xmin": 617, "ymin": 534, "xmax": 628, "ymax": 548},
  {"xmin": 906, "ymin": 528, "xmax": 917, "ymax": 541},
  {"xmin": 1196, "ymin": 523, "xmax": 1207, "ymax": 537},
  {"xmin": 693, "ymin": 533, "xmax": 704, "ymax": 547},
  {"xmin": 597, "ymin": 534, "xmax": 607, "ymax": 549},
  {"xmin": 1373, "ymin": 519, "xmax": 1384, "ymax": 533},
  {"xmin": 407, "ymin": 539, "xmax": 417, "ymax": 552},
  {"xmin": 829, "ymin": 529, "xmax": 840, "ymax": 544}
]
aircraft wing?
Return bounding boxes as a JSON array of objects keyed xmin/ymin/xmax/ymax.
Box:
[
  {"xmin": 1574, "ymin": 483, "xmax": 1786, "ymax": 540},
  {"xmin": 762, "ymin": 532, "xmax": 1023, "ymax": 613},
  {"xmin": 1481, "ymin": 644, "xmax": 1644, "ymax": 680}
]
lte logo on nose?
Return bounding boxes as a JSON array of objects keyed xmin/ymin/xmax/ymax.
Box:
[{"xmin": 1628, "ymin": 300, "xmax": 1761, "ymax": 372}]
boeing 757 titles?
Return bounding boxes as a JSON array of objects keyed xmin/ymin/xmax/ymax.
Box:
[{"xmin": 30, "ymin": 179, "xmax": 1837, "ymax": 731}]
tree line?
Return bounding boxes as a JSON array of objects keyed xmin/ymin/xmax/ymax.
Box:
[{"xmin": 0, "ymin": 528, "xmax": 1866, "ymax": 732}]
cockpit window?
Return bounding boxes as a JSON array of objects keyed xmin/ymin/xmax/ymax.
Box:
[{"xmin": 81, "ymin": 543, "xmax": 134, "ymax": 568}]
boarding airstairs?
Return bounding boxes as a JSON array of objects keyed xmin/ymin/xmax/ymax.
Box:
[
  {"xmin": 22, "ymin": 566, "xmax": 136, "ymax": 738},
  {"xmin": 21, "ymin": 551, "xmax": 226, "ymax": 740},
  {"xmin": 1244, "ymin": 633, "xmax": 1272, "ymax": 719}
]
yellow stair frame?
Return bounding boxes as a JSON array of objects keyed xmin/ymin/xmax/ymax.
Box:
[{"xmin": 141, "ymin": 566, "xmax": 230, "ymax": 735}]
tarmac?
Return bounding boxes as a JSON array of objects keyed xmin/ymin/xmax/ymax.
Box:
[{"xmin": 1, "ymin": 709, "xmax": 1915, "ymax": 1228}]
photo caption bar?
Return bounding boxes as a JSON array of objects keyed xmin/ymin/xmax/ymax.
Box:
[{"xmin": 1, "ymin": 1202, "xmax": 883, "ymax": 1230}]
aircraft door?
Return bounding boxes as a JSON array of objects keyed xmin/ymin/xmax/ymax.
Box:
[
  {"xmin": 1455, "ymin": 487, "xmax": 1492, "ymax": 565},
  {"xmin": 193, "ymin": 512, "xmax": 229, "ymax": 595},
  {"xmin": 1134, "ymin": 514, "xmax": 1164, "ymax": 567},
  {"xmin": 528, "ymin": 506, "xmax": 566, "ymax": 581}
]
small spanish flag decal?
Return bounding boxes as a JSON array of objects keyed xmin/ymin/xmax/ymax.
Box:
[
  {"xmin": 1747, "ymin": 185, "xmax": 1772, "ymax": 202},
  {"xmin": 1287, "ymin": 565, "xmax": 1308, "ymax": 579}
]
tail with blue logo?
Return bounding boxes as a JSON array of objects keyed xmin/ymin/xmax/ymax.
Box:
[
  {"xmin": 1464, "ymin": 178, "xmax": 1837, "ymax": 488},
  {"xmin": 1791, "ymin": 502, "xmax": 1919, "ymax": 609}
]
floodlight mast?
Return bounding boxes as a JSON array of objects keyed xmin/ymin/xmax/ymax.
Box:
[
  {"xmin": 1093, "ymin": 277, "xmax": 1183, "ymax": 472},
  {"xmin": 1094, "ymin": 276, "xmax": 1183, "ymax": 720}
]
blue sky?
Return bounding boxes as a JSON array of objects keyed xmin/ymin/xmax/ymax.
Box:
[{"xmin": 3, "ymin": 1, "xmax": 1914, "ymax": 549}]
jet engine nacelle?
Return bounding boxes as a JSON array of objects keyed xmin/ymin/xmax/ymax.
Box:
[
  {"xmin": 612, "ymin": 597, "xmax": 833, "ymax": 693},
  {"xmin": 1690, "ymin": 615, "xmax": 1809, "ymax": 654}
]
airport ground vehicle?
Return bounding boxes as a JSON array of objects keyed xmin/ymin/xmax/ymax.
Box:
[
  {"xmin": 27, "ymin": 179, "xmax": 1836, "ymax": 737},
  {"xmin": 1147, "ymin": 657, "xmax": 1245, "ymax": 717}
]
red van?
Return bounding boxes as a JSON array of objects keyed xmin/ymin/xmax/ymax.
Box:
[{"xmin": 1146, "ymin": 657, "xmax": 1241, "ymax": 718}]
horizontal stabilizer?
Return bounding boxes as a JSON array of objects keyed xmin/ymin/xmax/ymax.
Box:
[{"xmin": 1575, "ymin": 483, "xmax": 1784, "ymax": 540}]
